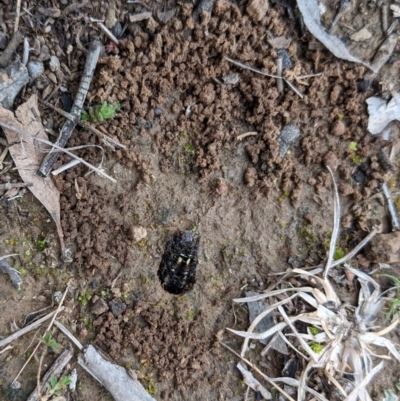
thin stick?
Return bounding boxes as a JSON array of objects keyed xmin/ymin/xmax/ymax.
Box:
[
  {"xmin": 297, "ymin": 73, "xmax": 322, "ymax": 79},
  {"xmin": 283, "ymin": 78, "xmax": 304, "ymax": 99},
  {"xmin": 53, "ymin": 320, "xmax": 83, "ymax": 350},
  {"xmin": 0, "ymin": 31, "xmax": 23, "ymax": 68},
  {"xmin": 330, "ymin": 229, "xmax": 379, "ymax": 267},
  {"xmin": 96, "ymin": 21, "xmax": 119, "ymax": 45},
  {"xmin": 382, "ymin": 182, "xmax": 400, "ymax": 231},
  {"xmin": 14, "ymin": 0, "xmax": 22, "ymax": 33},
  {"xmin": 224, "ymin": 56, "xmax": 281, "ymax": 79},
  {"xmin": 12, "ymin": 285, "xmax": 70, "ymax": 384},
  {"xmin": 236, "ymin": 131, "xmax": 258, "ymax": 141},
  {"xmin": 28, "ymin": 346, "xmax": 74, "ymax": 401},
  {"xmin": 0, "ymin": 308, "xmax": 64, "ymax": 349},
  {"xmin": 220, "ymin": 342, "xmax": 296, "ymax": 401},
  {"xmin": 0, "ymin": 122, "xmax": 117, "ymax": 183},
  {"xmin": 0, "ymin": 182, "xmax": 33, "ymax": 189},
  {"xmin": 276, "ymin": 57, "xmax": 284, "ymax": 93},
  {"xmin": 41, "ymin": 101, "xmax": 126, "ymax": 150},
  {"xmin": 38, "ymin": 39, "xmax": 103, "ymax": 176}
]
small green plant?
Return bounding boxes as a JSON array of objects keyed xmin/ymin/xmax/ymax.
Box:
[
  {"xmin": 184, "ymin": 142, "xmax": 196, "ymax": 155},
  {"xmin": 78, "ymin": 290, "xmax": 92, "ymax": 306},
  {"xmin": 348, "ymin": 142, "xmax": 358, "ymax": 151},
  {"xmin": 46, "ymin": 375, "xmax": 72, "ymax": 397},
  {"xmin": 348, "ymin": 142, "xmax": 364, "ymax": 165},
  {"xmin": 381, "ymin": 389, "xmax": 398, "ymax": 401},
  {"xmin": 308, "ymin": 326, "xmax": 320, "ymax": 336},
  {"xmin": 381, "ymin": 274, "xmax": 400, "ymax": 320},
  {"xmin": 42, "ymin": 332, "xmax": 59, "ymax": 352},
  {"xmin": 278, "ymin": 191, "xmax": 290, "ymax": 202},
  {"xmin": 81, "ymin": 101, "xmax": 120, "ymax": 123},
  {"xmin": 37, "ymin": 239, "xmax": 47, "ymax": 252},
  {"xmin": 310, "ymin": 342, "xmax": 323, "ymax": 353}
]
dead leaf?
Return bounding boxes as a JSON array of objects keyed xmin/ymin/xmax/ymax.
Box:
[
  {"xmin": 297, "ymin": 0, "xmax": 375, "ymax": 72},
  {"xmin": 0, "ymin": 95, "xmax": 68, "ymax": 261}
]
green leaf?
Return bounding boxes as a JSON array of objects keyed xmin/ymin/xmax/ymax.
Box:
[
  {"xmin": 42, "ymin": 332, "xmax": 60, "ymax": 352},
  {"xmin": 348, "ymin": 142, "xmax": 358, "ymax": 151},
  {"xmin": 382, "ymin": 389, "xmax": 398, "ymax": 401},
  {"xmin": 49, "ymin": 376, "xmax": 58, "ymax": 389}
]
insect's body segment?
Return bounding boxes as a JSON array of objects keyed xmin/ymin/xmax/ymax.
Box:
[{"xmin": 158, "ymin": 231, "xmax": 199, "ymax": 295}]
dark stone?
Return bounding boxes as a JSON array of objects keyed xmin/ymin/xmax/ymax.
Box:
[
  {"xmin": 154, "ymin": 107, "xmax": 163, "ymax": 116},
  {"xmin": 276, "ymin": 48, "xmax": 293, "ymax": 69},
  {"xmin": 277, "ymin": 122, "xmax": 300, "ymax": 157},
  {"xmin": 109, "ymin": 298, "xmax": 127, "ymax": 317}
]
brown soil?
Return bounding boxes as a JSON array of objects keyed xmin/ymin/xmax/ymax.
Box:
[{"xmin": 1, "ymin": 0, "xmax": 400, "ymax": 400}]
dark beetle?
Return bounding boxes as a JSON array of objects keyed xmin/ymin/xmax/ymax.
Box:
[{"xmin": 158, "ymin": 231, "xmax": 199, "ymax": 295}]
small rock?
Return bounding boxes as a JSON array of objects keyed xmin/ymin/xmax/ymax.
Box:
[
  {"xmin": 244, "ymin": 167, "xmax": 257, "ymax": 187},
  {"xmin": 132, "ymin": 226, "xmax": 147, "ymax": 242},
  {"xmin": 37, "ymin": 295, "xmax": 47, "ymax": 302},
  {"xmin": 53, "ymin": 291, "xmax": 63, "ymax": 304},
  {"xmin": 109, "ymin": 298, "xmax": 127, "ymax": 317},
  {"xmin": 267, "ymin": 36, "xmax": 291, "ymax": 49},
  {"xmin": 350, "ymin": 27, "xmax": 372, "ymax": 42},
  {"xmin": 366, "ymin": 232, "xmax": 400, "ymax": 264},
  {"xmin": 277, "ymin": 123, "xmax": 300, "ymax": 158},
  {"xmin": 222, "ymin": 73, "xmax": 239, "ymax": 84},
  {"xmin": 154, "ymin": 107, "xmax": 163, "ymax": 116},
  {"xmin": 49, "ymin": 55, "xmax": 60, "ymax": 72},
  {"xmin": 323, "ymin": 151, "xmax": 339, "ymax": 171},
  {"xmin": 0, "ymin": 61, "xmax": 29, "ymax": 109},
  {"xmin": 247, "ymin": 0, "xmax": 269, "ymax": 22},
  {"xmin": 91, "ymin": 298, "xmax": 109, "ymax": 315},
  {"xmin": 331, "ymin": 120, "xmax": 345, "ymax": 136},
  {"xmin": 111, "ymin": 21, "xmax": 123, "ymax": 38},
  {"xmin": 27, "ymin": 60, "xmax": 44, "ymax": 80},
  {"xmin": 276, "ymin": 49, "xmax": 293, "ymax": 69}
]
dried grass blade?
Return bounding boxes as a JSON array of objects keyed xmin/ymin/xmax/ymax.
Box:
[
  {"xmin": 343, "ymin": 361, "xmax": 384, "ymax": 401},
  {"xmin": 220, "ymin": 342, "xmax": 296, "ymax": 401},
  {"xmin": 233, "ymin": 287, "xmax": 315, "ymax": 303},
  {"xmin": 237, "ymin": 363, "xmax": 272, "ymax": 400},
  {"xmin": 278, "ymin": 305, "xmax": 319, "ymax": 362},
  {"xmin": 228, "ymin": 321, "xmax": 288, "ymax": 340},
  {"xmin": 324, "ymin": 166, "xmax": 341, "ymax": 279},
  {"xmin": 360, "ymin": 333, "xmax": 400, "ymax": 361},
  {"xmin": 240, "ymin": 293, "xmax": 298, "ymax": 356}
]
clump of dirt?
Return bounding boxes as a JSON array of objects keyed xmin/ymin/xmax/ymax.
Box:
[{"xmin": 93, "ymin": 300, "xmax": 225, "ymax": 399}]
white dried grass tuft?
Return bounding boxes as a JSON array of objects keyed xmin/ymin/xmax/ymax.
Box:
[{"xmin": 227, "ymin": 167, "xmax": 400, "ymax": 400}]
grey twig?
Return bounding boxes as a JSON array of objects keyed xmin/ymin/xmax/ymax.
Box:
[
  {"xmin": 0, "ymin": 308, "xmax": 65, "ymax": 349},
  {"xmin": 382, "ymin": 183, "xmax": 400, "ymax": 231},
  {"xmin": 0, "ymin": 31, "xmax": 23, "ymax": 67},
  {"xmin": 0, "ymin": 182, "xmax": 33, "ymax": 189},
  {"xmin": 37, "ymin": 39, "xmax": 103, "ymax": 176},
  {"xmin": 27, "ymin": 346, "xmax": 74, "ymax": 401},
  {"xmin": 224, "ymin": 56, "xmax": 280, "ymax": 79}
]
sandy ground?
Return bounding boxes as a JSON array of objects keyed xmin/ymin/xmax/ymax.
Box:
[{"xmin": 1, "ymin": 0, "xmax": 400, "ymax": 400}]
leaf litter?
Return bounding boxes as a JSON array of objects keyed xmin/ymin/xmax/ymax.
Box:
[{"xmin": 0, "ymin": 95, "xmax": 67, "ymax": 259}]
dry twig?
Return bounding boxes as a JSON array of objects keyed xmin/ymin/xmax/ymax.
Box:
[
  {"xmin": 12, "ymin": 285, "xmax": 70, "ymax": 384},
  {"xmin": 38, "ymin": 39, "xmax": 103, "ymax": 176},
  {"xmin": 0, "ymin": 309, "xmax": 65, "ymax": 349}
]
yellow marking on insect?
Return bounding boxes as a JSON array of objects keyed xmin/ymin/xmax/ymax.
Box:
[{"xmin": 177, "ymin": 257, "xmax": 182, "ymax": 264}]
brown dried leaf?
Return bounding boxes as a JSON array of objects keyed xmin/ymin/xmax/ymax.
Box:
[{"xmin": 0, "ymin": 95, "xmax": 67, "ymax": 260}]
